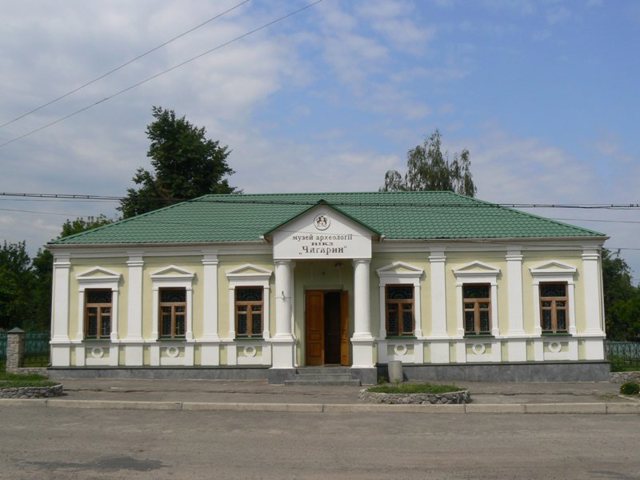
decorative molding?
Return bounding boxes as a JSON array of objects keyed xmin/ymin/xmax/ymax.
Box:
[
  {"xmin": 453, "ymin": 261, "xmax": 501, "ymax": 280},
  {"xmin": 76, "ymin": 267, "xmax": 122, "ymax": 283},
  {"xmin": 150, "ymin": 265, "xmax": 196, "ymax": 281},
  {"xmin": 225, "ymin": 264, "xmax": 273, "ymax": 283},
  {"xmin": 376, "ymin": 261, "xmax": 425, "ymax": 280}
]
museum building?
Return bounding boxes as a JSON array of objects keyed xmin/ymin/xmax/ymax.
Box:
[{"xmin": 48, "ymin": 191, "xmax": 609, "ymax": 382}]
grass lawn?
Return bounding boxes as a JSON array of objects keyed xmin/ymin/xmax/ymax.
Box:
[
  {"xmin": 368, "ymin": 383, "xmax": 464, "ymax": 394},
  {"xmin": 0, "ymin": 371, "xmax": 57, "ymax": 389}
]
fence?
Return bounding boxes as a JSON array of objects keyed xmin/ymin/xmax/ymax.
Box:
[
  {"xmin": 605, "ymin": 341, "xmax": 640, "ymax": 371},
  {"xmin": 0, "ymin": 332, "xmax": 6, "ymax": 370},
  {"xmin": 1, "ymin": 330, "xmax": 50, "ymax": 370},
  {"xmin": 24, "ymin": 332, "xmax": 50, "ymax": 367}
]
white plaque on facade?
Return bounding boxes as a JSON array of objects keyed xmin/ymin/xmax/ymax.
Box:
[{"xmin": 271, "ymin": 206, "xmax": 373, "ymax": 260}]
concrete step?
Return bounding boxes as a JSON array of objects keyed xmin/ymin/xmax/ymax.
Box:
[
  {"xmin": 284, "ymin": 367, "xmax": 361, "ymax": 386},
  {"xmin": 284, "ymin": 378, "xmax": 362, "ymax": 386},
  {"xmin": 295, "ymin": 367, "xmax": 352, "ymax": 375}
]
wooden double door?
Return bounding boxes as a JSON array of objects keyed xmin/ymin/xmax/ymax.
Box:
[{"xmin": 305, "ymin": 290, "xmax": 350, "ymax": 366}]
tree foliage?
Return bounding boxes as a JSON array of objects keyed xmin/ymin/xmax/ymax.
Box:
[
  {"xmin": 602, "ymin": 249, "xmax": 640, "ymax": 340},
  {"xmin": 382, "ymin": 130, "xmax": 476, "ymax": 197},
  {"xmin": 119, "ymin": 106, "xmax": 236, "ymax": 218},
  {"xmin": 60, "ymin": 215, "xmax": 113, "ymax": 238},
  {"xmin": 0, "ymin": 242, "xmax": 36, "ymax": 331}
]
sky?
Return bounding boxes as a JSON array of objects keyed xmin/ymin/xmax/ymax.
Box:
[{"xmin": 1, "ymin": 0, "xmax": 639, "ymax": 279}]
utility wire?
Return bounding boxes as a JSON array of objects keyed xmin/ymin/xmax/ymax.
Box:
[
  {"xmin": 0, "ymin": 0, "xmax": 251, "ymax": 130},
  {"xmin": 0, "ymin": 207, "xmax": 87, "ymax": 216},
  {"xmin": 0, "ymin": 0, "xmax": 324, "ymax": 149},
  {"xmin": 1, "ymin": 192, "xmax": 640, "ymax": 210}
]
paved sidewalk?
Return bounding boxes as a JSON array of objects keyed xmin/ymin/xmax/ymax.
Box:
[{"xmin": 2, "ymin": 378, "xmax": 638, "ymax": 414}]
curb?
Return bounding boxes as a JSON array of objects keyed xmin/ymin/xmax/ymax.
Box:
[{"xmin": 1, "ymin": 398, "xmax": 639, "ymax": 414}]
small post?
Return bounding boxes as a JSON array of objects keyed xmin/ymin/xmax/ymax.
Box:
[
  {"xmin": 6, "ymin": 327, "xmax": 25, "ymax": 372},
  {"xmin": 388, "ymin": 360, "xmax": 403, "ymax": 384}
]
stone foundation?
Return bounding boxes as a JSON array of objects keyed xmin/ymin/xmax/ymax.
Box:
[
  {"xmin": 360, "ymin": 388, "xmax": 471, "ymax": 405},
  {"xmin": 0, "ymin": 384, "xmax": 63, "ymax": 399},
  {"xmin": 609, "ymin": 371, "xmax": 640, "ymax": 384}
]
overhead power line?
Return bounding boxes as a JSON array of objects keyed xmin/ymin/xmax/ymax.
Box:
[
  {"xmin": 0, "ymin": 0, "xmax": 325, "ymax": 149},
  {"xmin": 0, "ymin": 192, "xmax": 121, "ymax": 201},
  {"xmin": 1, "ymin": 192, "xmax": 639, "ymax": 210},
  {"xmin": 0, "ymin": 0, "xmax": 251, "ymax": 130}
]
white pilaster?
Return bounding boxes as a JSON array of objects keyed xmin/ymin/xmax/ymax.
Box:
[
  {"xmin": 124, "ymin": 254, "xmax": 144, "ymax": 366},
  {"xmin": 201, "ymin": 254, "xmax": 219, "ymax": 341},
  {"xmin": 505, "ymin": 250, "xmax": 526, "ymax": 361},
  {"xmin": 582, "ymin": 249, "xmax": 605, "ymax": 337},
  {"xmin": 51, "ymin": 253, "xmax": 71, "ymax": 366},
  {"xmin": 200, "ymin": 253, "xmax": 220, "ymax": 365},
  {"xmin": 429, "ymin": 250, "xmax": 448, "ymax": 339},
  {"xmin": 506, "ymin": 250, "xmax": 525, "ymax": 336},
  {"xmin": 110, "ymin": 288, "xmax": 120, "ymax": 342},
  {"xmin": 490, "ymin": 283, "xmax": 499, "ymax": 337},
  {"xmin": 185, "ymin": 286, "xmax": 194, "ymax": 342},
  {"xmin": 352, "ymin": 258, "xmax": 374, "ymax": 368},
  {"xmin": 272, "ymin": 260, "xmax": 295, "ymax": 368}
]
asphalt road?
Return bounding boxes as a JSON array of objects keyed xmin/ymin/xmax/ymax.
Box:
[{"xmin": 1, "ymin": 405, "xmax": 639, "ymax": 480}]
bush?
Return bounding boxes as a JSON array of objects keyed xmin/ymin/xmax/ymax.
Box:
[
  {"xmin": 620, "ymin": 382, "xmax": 640, "ymax": 396},
  {"xmin": 368, "ymin": 383, "xmax": 463, "ymax": 394}
]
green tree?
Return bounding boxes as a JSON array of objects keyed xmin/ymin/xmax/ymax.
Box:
[
  {"xmin": 119, "ymin": 106, "xmax": 236, "ymax": 218},
  {"xmin": 602, "ymin": 249, "xmax": 640, "ymax": 340},
  {"xmin": 382, "ymin": 130, "xmax": 476, "ymax": 196},
  {"xmin": 0, "ymin": 242, "xmax": 36, "ymax": 331},
  {"xmin": 60, "ymin": 215, "xmax": 113, "ymax": 238}
]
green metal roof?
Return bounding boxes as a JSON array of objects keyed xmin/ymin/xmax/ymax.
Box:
[{"xmin": 50, "ymin": 191, "xmax": 606, "ymax": 246}]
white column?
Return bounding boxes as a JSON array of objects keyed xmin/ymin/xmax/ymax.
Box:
[
  {"xmin": 201, "ymin": 253, "xmax": 220, "ymax": 366},
  {"xmin": 582, "ymin": 249, "xmax": 605, "ymax": 336},
  {"xmin": 353, "ymin": 259, "xmax": 372, "ymax": 339},
  {"xmin": 352, "ymin": 258, "xmax": 374, "ymax": 368},
  {"xmin": 506, "ymin": 250, "xmax": 526, "ymax": 362},
  {"xmin": 272, "ymin": 259, "xmax": 295, "ymax": 368},
  {"xmin": 51, "ymin": 253, "xmax": 71, "ymax": 366},
  {"xmin": 125, "ymin": 254, "xmax": 144, "ymax": 366},
  {"xmin": 429, "ymin": 250, "xmax": 449, "ymax": 364}
]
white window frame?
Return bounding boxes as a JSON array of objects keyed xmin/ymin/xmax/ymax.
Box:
[
  {"xmin": 529, "ymin": 261, "xmax": 577, "ymax": 336},
  {"xmin": 453, "ymin": 261, "xmax": 501, "ymax": 338},
  {"xmin": 225, "ymin": 264, "xmax": 272, "ymax": 340},
  {"xmin": 75, "ymin": 267, "xmax": 121, "ymax": 342},
  {"xmin": 150, "ymin": 266, "xmax": 195, "ymax": 341},
  {"xmin": 376, "ymin": 262, "xmax": 424, "ymax": 339}
]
